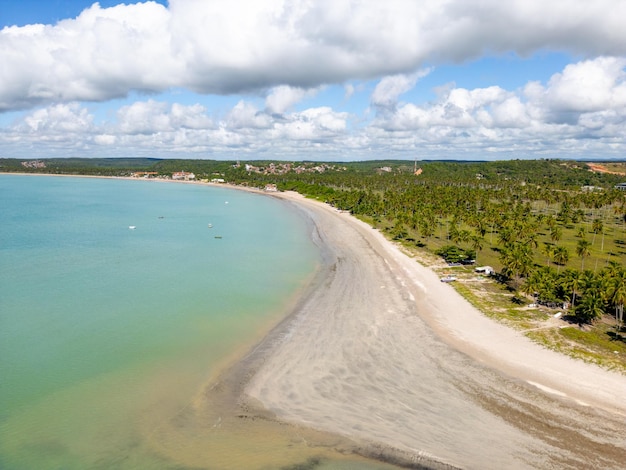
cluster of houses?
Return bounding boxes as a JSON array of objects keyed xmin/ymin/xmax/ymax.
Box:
[
  {"xmin": 377, "ymin": 163, "xmax": 423, "ymax": 175},
  {"xmin": 130, "ymin": 171, "xmax": 158, "ymax": 178},
  {"xmin": 243, "ymin": 162, "xmax": 344, "ymax": 175},
  {"xmin": 21, "ymin": 160, "xmax": 46, "ymax": 169},
  {"xmin": 171, "ymin": 171, "xmax": 195, "ymax": 181},
  {"xmin": 130, "ymin": 171, "xmax": 196, "ymax": 181}
]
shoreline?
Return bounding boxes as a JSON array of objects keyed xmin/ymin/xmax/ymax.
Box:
[
  {"xmin": 244, "ymin": 190, "xmax": 626, "ymax": 469},
  {"xmin": 269, "ymin": 191, "xmax": 626, "ymax": 413},
  {"xmin": 4, "ymin": 172, "xmax": 626, "ymax": 468}
]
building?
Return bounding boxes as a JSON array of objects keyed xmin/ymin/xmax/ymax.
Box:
[
  {"xmin": 581, "ymin": 185, "xmax": 603, "ymax": 192},
  {"xmin": 21, "ymin": 160, "xmax": 46, "ymax": 169},
  {"xmin": 475, "ymin": 266, "xmax": 494, "ymax": 275},
  {"xmin": 172, "ymin": 171, "xmax": 195, "ymax": 181}
]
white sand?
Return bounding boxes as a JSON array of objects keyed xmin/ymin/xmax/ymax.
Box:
[{"xmin": 246, "ymin": 191, "xmax": 626, "ymax": 470}]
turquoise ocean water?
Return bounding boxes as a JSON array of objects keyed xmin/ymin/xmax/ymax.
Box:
[{"xmin": 0, "ymin": 175, "xmax": 395, "ymax": 470}]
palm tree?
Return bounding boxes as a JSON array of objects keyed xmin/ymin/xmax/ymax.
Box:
[
  {"xmin": 497, "ymin": 226, "xmax": 515, "ymax": 246},
  {"xmin": 575, "ymin": 288, "xmax": 605, "ymax": 325},
  {"xmin": 561, "ymin": 269, "xmax": 582, "ymax": 313},
  {"xmin": 591, "ymin": 218, "xmax": 603, "ymax": 247},
  {"xmin": 592, "ymin": 218, "xmax": 603, "ymax": 235},
  {"xmin": 607, "ymin": 267, "xmax": 626, "ymax": 334},
  {"xmin": 550, "ymin": 225, "xmax": 562, "ymax": 244},
  {"xmin": 602, "ymin": 260, "xmax": 622, "ymax": 279},
  {"xmin": 553, "ymin": 246, "xmax": 569, "ymax": 268},
  {"xmin": 542, "ymin": 244, "xmax": 554, "ymax": 267},
  {"xmin": 448, "ymin": 222, "xmax": 459, "ymax": 243},
  {"xmin": 523, "ymin": 230, "xmax": 540, "ymax": 250},
  {"xmin": 470, "ymin": 233, "xmax": 484, "ymax": 264},
  {"xmin": 458, "ymin": 229, "xmax": 472, "ymax": 246},
  {"xmin": 521, "ymin": 271, "xmax": 541, "ymax": 300},
  {"xmin": 419, "ymin": 219, "xmax": 435, "ymax": 241},
  {"xmin": 576, "ymin": 239, "xmax": 591, "ymax": 270},
  {"xmin": 500, "ymin": 242, "xmax": 534, "ymax": 287},
  {"xmin": 531, "ymin": 267, "xmax": 559, "ymax": 305}
]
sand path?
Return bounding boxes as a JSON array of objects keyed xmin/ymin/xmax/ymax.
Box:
[{"xmin": 246, "ymin": 192, "xmax": 626, "ymax": 470}]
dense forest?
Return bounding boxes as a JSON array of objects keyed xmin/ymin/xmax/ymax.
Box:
[{"xmin": 3, "ymin": 157, "xmax": 625, "ymax": 343}]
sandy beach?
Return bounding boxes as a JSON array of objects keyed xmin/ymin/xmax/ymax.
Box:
[
  {"xmin": 4, "ymin": 173, "xmax": 624, "ymax": 468},
  {"xmin": 244, "ymin": 191, "xmax": 626, "ymax": 469}
]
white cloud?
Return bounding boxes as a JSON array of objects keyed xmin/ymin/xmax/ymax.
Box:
[
  {"xmin": 21, "ymin": 103, "xmax": 93, "ymax": 133},
  {"xmin": 116, "ymin": 100, "xmax": 172, "ymax": 134},
  {"xmin": 265, "ymin": 85, "xmax": 318, "ymax": 114},
  {"xmin": 368, "ymin": 56, "xmax": 626, "ymax": 158},
  {"xmin": 287, "ymin": 107, "xmax": 348, "ymax": 135},
  {"xmin": 491, "ymin": 97, "xmax": 531, "ymax": 128},
  {"xmin": 94, "ymin": 134, "xmax": 117, "ymax": 145},
  {"xmin": 2, "ymin": 0, "xmax": 626, "ymax": 111},
  {"xmin": 0, "ymin": 1, "xmax": 176, "ymax": 110},
  {"xmin": 543, "ymin": 57, "xmax": 626, "ymax": 113},
  {"xmin": 1, "ymin": 56, "xmax": 625, "ymax": 161},
  {"xmin": 225, "ymin": 101, "xmax": 272, "ymax": 129},
  {"xmin": 114, "ymin": 100, "xmax": 213, "ymax": 135},
  {"xmin": 371, "ymin": 69, "xmax": 432, "ymax": 108},
  {"xmin": 169, "ymin": 103, "xmax": 213, "ymax": 129}
]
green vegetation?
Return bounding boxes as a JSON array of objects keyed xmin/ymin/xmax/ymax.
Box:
[
  {"xmin": 434, "ymin": 245, "xmax": 475, "ymax": 264},
  {"xmin": 3, "ymin": 157, "xmax": 625, "ymax": 371}
]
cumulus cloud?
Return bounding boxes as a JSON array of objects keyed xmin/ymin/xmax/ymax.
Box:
[
  {"xmin": 116, "ymin": 100, "xmax": 212, "ymax": 134},
  {"xmin": 1, "ymin": 56, "xmax": 625, "ymax": 160},
  {"xmin": 371, "ymin": 69, "xmax": 432, "ymax": 108},
  {"xmin": 225, "ymin": 101, "xmax": 272, "ymax": 129},
  {"xmin": 1, "ymin": 96, "xmax": 350, "ymax": 158},
  {"xmin": 21, "ymin": 103, "xmax": 93, "ymax": 133},
  {"xmin": 369, "ymin": 56, "xmax": 626, "ymax": 157},
  {"xmin": 265, "ymin": 85, "xmax": 318, "ymax": 114},
  {"xmin": 2, "ymin": 0, "xmax": 626, "ymax": 111},
  {"xmin": 533, "ymin": 57, "xmax": 626, "ymax": 116},
  {"xmin": 0, "ymin": 1, "xmax": 177, "ymax": 111}
]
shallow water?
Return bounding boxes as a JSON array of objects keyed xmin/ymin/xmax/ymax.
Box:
[{"xmin": 0, "ymin": 175, "xmax": 396, "ymax": 470}]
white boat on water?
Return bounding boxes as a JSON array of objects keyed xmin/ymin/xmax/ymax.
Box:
[
  {"xmin": 128, "ymin": 225, "xmax": 136, "ymax": 230},
  {"xmin": 208, "ymin": 223, "xmax": 213, "ymax": 228}
]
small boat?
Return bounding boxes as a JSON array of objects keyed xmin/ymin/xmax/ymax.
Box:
[
  {"xmin": 208, "ymin": 223, "xmax": 213, "ymax": 228},
  {"xmin": 440, "ymin": 275, "xmax": 456, "ymax": 283},
  {"xmin": 214, "ymin": 236, "xmax": 222, "ymax": 239},
  {"xmin": 128, "ymin": 225, "xmax": 136, "ymax": 230}
]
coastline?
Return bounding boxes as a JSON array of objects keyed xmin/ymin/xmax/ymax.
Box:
[
  {"xmin": 244, "ymin": 190, "xmax": 626, "ymax": 469},
  {"xmin": 4, "ymin": 172, "xmax": 625, "ymax": 468}
]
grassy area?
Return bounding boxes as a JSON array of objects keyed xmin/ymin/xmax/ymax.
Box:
[
  {"xmin": 414, "ymin": 207, "xmax": 626, "ymax": 274},
  {"xmin": 393, "ymin": 237, "xmax": 626, "ymax": 374},
  {"xmin": 526, "ymin": 323, "xmax": 626, "ymax": 372}
]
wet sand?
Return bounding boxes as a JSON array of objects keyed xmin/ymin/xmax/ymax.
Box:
[{"xmin": 244, "ymin": 191, "xmax": 626, "ymax": 469}]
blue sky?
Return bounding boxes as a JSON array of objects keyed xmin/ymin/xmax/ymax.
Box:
[{"xmin": 0, "ymin": 0, "xmax": 625, "ymax": 161}]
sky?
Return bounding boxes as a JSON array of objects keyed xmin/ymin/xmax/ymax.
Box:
[{"xmin": 0, "ymin": 0, "xmax": 625, "ymax": 162}]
